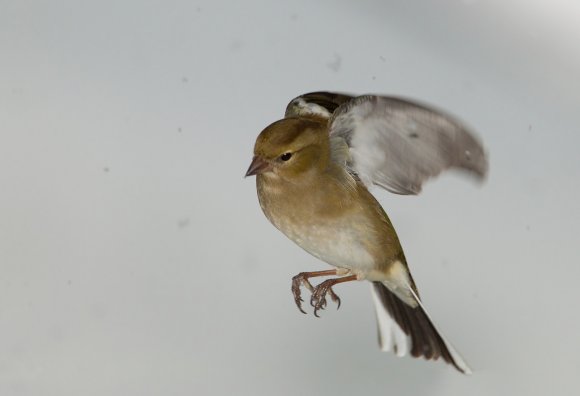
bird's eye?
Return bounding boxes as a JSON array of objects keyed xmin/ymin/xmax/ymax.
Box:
[{"xmin": 280, "ymin": 152, "xmax": 293, "ymax": 161}]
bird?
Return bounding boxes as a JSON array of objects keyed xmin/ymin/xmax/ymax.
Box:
[{"xmin": 245, "ymin": 91, "xmax": 487, "ymax": 374}]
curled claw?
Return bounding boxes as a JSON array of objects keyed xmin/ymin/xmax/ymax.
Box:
[
  {"xmin": 291, "ymin": 280, "xmax": 306, "ymax": 314},
  {"xmin": 329, "ymin": 289, "xmax": 341, "ymax": 310},
  {"xmin": 310, "ymin": 294, "xmax": 327, "ymax": 317},
  {"xmin": 290, "ymin": 271, "xmax": 355, "ymax": 316},
  {"xmin": 310, "ymin": 279, "xmax": 339, "ymax": 317},
  {"xmin": 291, "ymin": 273, "xmax": 315, "ymax": 314}
]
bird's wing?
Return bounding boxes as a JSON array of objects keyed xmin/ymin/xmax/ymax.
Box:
[
  {"xmin": 329, "ymin": 95, "xmax": 488, "ymax": 195},
  {"xmin": 284, "ymin": 91, "xmax": 354, "ymax": 119}
]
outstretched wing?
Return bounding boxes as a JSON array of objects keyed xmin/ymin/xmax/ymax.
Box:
[{"xmin": 329, "ymin": 95, "xmax": 488, "ymax": 194}]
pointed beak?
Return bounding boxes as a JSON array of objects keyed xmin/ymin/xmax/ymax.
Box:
[{"xmin": 245, "ymin": 156, "xmax": 272, "ymax": 177}]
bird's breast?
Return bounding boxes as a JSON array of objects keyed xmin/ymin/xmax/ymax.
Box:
[
  {"xmin": 276, "ymin": 218, "xmax": 377, "ymax": 272},
  {"xmin": 256, "ymin": 175, "xmax": 380, "ymax": 272}
]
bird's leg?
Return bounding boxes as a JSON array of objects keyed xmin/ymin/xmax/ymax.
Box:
[
  {"xmin": 310, "ymin": 275, "xmax": 358, "ymax": 317},
  {"xmin": 291, "ymin": 270, "xmax": 341, "ymax": 314}
]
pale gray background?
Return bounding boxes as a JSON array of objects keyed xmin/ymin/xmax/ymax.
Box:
[{"xmin": 1, "ymin": 1, "xmax": 579, "ymax": 395}]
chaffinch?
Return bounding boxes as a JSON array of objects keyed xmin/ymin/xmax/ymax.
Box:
[{"xmin": 246, "ymin": 92, "xmax": 487, "ymax": 374}]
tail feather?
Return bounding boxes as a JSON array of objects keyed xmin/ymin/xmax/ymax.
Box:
[{"xmin": 371, "ymin": 282, "xmax": 471, "ymax": 374}]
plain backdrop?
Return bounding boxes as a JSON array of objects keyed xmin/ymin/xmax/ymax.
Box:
[{"xmin": 1, "ymin": 1, "xmax": 579, "ymax": 395}]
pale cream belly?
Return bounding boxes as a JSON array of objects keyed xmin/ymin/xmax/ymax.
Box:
[{"xmin": 269, "ymin": 214, "xmax": 377, "ymax": 273}]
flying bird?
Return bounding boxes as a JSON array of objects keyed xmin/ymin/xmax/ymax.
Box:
[{"xmin": 245, "ymin": 92, "xmax": 487, "ymax": 374}]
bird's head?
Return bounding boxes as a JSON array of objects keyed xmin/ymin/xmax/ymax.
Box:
[{"xmin": 245, "ymin": 118, "xmax": 328, "ymax": 181}]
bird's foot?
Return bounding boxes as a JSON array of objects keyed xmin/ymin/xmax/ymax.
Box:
[
  {"xmin": 291, "ymin": 270, "xmax": 353, "ymax": 315},
  {"xmin": 310, "ymin": 279, "xmax": 341, "ymax": 317},
  {"xmin": 291, "ymin": 272, "xmax": 315, "ymax": 314}
]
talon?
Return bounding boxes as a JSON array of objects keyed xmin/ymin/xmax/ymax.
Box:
[
  {"xmin": 312, "ymin": 297, "xmax": 325, "ymax": 317},
  {"xmin": 295, "ymin": 298, "xmax": 306, "ymax": 314},
  {"xmin": 310, "ymin": 284, "xmax": 330, "ymax": 317},
  {"xmin": 309, "ymin": 279, "xmax": 343, "ymax": 317},
  {"xmin": 310, "ymin": 293, "xmax": 327, "ymax": 311},
  {"xmin": 290, "ymin": 271, "xmax": 354, "ymax": 315},
  {"xmin": 329, "ymin": 289, "xmax": 341, "ymax": 310},
  {"xmin": 291, "ymin": 278, "xmax": 306, "ymax": 314},
  {"xmin": 292, "ymin": 273, "xmax": 315, "ymax": 314}
]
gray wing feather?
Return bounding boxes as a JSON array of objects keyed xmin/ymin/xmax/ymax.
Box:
[{"xmin": 329, "ymin": 95, "xmax": 488, "ymax": 195}]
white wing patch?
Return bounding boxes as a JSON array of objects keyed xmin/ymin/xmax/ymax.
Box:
[{"xmin": 285, "ymin": 97, "xmax": 332, "ymax": 118}]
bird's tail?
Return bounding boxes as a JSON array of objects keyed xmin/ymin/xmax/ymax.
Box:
[{"xmin": 370, "ymin": 281, "xmax": 472, "ymax": 374}]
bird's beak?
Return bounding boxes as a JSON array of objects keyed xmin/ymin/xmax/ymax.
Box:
[{"xmin": 245, "ymin": 156, "xmax": 272, "ymax": 177}]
